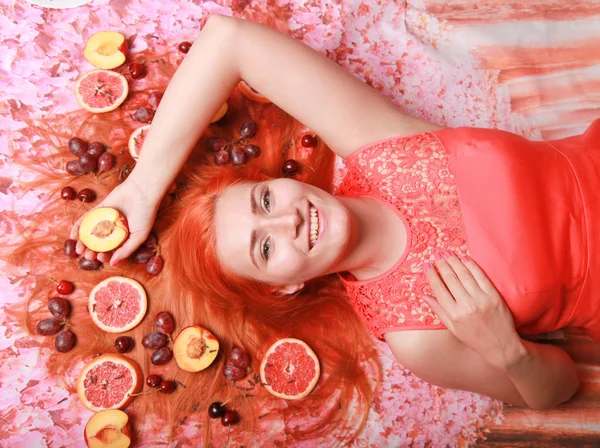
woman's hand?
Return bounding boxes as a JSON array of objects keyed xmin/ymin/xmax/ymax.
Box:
[
  {"xmin": 69, "ymin": 177, "xmax": 161, "ymax": 266},
  {"xmin": 423, "ymin": 252, "xmax": 521, "ymax": 370}
]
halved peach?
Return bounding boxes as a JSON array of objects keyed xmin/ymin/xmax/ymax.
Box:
[
  {"xmin": 238, "ymin": 81, "xmax": 271, "ymax": 103},
  {"xmin": 173, "ymin": 326, "xmax": 219, "ymax": 372},
  {"xmin": 84, "ymin": 31, "xmax": 127, "ymax": 70},
  {"xmin": 79, "ymin": 207, "xmax": 129, "ymax": 253},
  {"xmin": 84, "ymin": 409, "xmax": 131, "ymax": 448},
  {"xmin": 210, "ymin": 103, "xmax": 228, "ymax": 123}
]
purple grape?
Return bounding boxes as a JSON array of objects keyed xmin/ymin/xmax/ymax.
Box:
[
  {"xmin": 151, "ymin": 347, "xmax": 173, "ymax": 365},
  {"xmin": 97, "ymin": 152, "xmax": 115, "ymax": 173},
  {"xmin": 207, "ymin": 137, "xmax": 227, "ymax": 152},
  {"xmin": 134, "ymin": 106, "xmax": 154, "ymax": 123},
  {"xmin": 155, "ymin": 311, "xmax": 175, "ymax": 334},
  {"xmin": 131, "ymin": 247, "xmax": 154, "ymax": 263},
  {"xmin": 148, "ymin": 91, "xmax": 163, "ymax": 109},
  {"xmin": 229, "ymin": 347, "xmax": 250, "ymax": 369},
  {"xmin": 231, "ymin": 148, "xmax": 247, "ymax": 166},
  {"xmin": 68, "ymin": 138, "xmax": 88, "ymax": 156},
  {"xmin": 146, "ymin": 256, "xmax": 164, "ymax": 276},
  {"xmin": 214, "ymin": 150, "xmax": 230, "ymax": 166},
  {"xmin": 142, "ymin": 233, "xmax": 158, "ymax": 249},
  {"xmin": 36, "ymin": 318, "xmax": 62, "ymax": 336},
  {"xmin": 142, "ymin": 332, "xmax": 167, "ymax": 350},
  {"xmin": 87, "ymin": 142, "xmax": 106, "ymax": 157},
  {"xmin": 64, "ymin": 239, "xmax": 78, "ymax": 258},
  {"xmin": 243, "ymin": 144, "xmax": 260, "ymax": 158},
  {"xmin": 79, "ymin": 153, "xmax": 97, "ymax": 173},
  {"xmin": 79, "ymin": 257, "xmax": 102, "ymax": 271},
  {"xmin": 66, "ymin": 160, "xmax": 86, "ymax": 176},
  {"xmin": 55, "ymin": 330, "xmax": 76, "ymax": 353},
  {"xmin": 240, "ymin": 121, "xmax": 257, "ymax": 139},
  {"xmin": 223, "ymin": 364, "xmax": 246, "ymax": 381},
  {"xmin": 48, "ymin": 297, "xmax": 71, "ymax": 319}
]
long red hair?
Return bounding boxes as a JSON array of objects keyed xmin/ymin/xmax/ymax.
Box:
[{"xmin": 4, "ymin": 48, "xmax": 382, "ymax": 445}]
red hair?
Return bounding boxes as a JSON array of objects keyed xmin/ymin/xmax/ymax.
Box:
[{"xmin": 4, "ymin": 48, "xmax": 382, "ymax": 445}]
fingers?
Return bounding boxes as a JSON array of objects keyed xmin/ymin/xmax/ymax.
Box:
[
  {"xmin": 97, "ymin": 252, "xmax": 111, "ymax": 264},
  {"xmin": 461, "ymin": 256, "xmax": 498, "ymax": 296},
  {"xmin": 429, "ymin": 252, "xmax": 470, "ymax": 303},
  {"xmin": 423, "ymin": 295, "xmax": 453, "ymax": 330},
  {"xmin": 443, "ymin": 253, "xmax": 481, "ymax": 298},
  {"xmin": 110, "ymin": 232, "xmax": 149, "ymax": 266},
  {"xmin": 424, "ymin": 262, "xmax": 458, "ymax": 311}
]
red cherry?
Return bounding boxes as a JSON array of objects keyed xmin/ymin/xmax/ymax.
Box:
[
  {"xmin": 129, "ymin": 62, "xmax": 147, "ymax": 80},
  {"xmin": 301, "ymin": 134, "xmax": 317, "ymax": 148},
  {"xmin": 61, "ymin": 186, "xmax": 77, "ymax": 200},
  {"xmin": 221, "ymin": 410, "xmax": 239, "ymax": 426},
  {"xmin": 159, "ymin": 380, "xmax": 176, "ymax": 394},
  {"xmin": 282, "ymin": 159, "xmax": 299, "ymax": 176},
  {"xmin": 56, "ymin": 280, "xmax": 74, "ymax": 295},
  {"xmin": 146, "ymin": 374, "xmax": 162, "ymax": 388},
  {"xmin": 178, "ymin": 41, "xmax": 192, "ymax": 54}
]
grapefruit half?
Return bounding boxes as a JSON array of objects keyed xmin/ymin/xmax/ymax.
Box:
[
  {"xmin": 128, "ymin": 125, "xmax": 150, "ymax": 158},
  {"xmin": 238, "ymin": 81, "xmax": 271, "ymax": 103},
  {"xmin": 260, "ymin": 338, "xmax": 320, "ymax": 400},
  {"xmin": 77, "ymin": 354, "xmax": 143, "ymax": 412},
  {"xmin": 89, "ymin": 277, "xmax": 147, "ymax": 333},
  {"xmin": 75, "ymin": 69, "xmax": 129, "ymax": 113}
]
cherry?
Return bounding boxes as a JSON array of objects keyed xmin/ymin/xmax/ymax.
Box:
[
  {"xmin": 55, "ymin": 330, "xmax": 76, "ymax": 353},
  {"xmin": 146, "ymin": 256, "xmax": 164, "ymax": 276},
  {"xmin": 115, "ymin": 336, "xmax": 133, "ymax": 353},
  {"xmin": 207, "ymin": 137, "xmax": 227, "ymax": 152},
  {"xmin": 214, "ymin": 150, "xmax": 230, "ymax": 166},
  {"xmin": 243, "ymin": 144, "xmax": 260, "ymax": 158},
  {"xmin": 223, "ymin": 364, "xmax": 245, "ymax": 381},
  {"xmin": 48, "ymin": 297, "xmax": 71, "ymax": 319},
  {"xmin": 56, "ymin": 280, "xmax": 74, "ymax": 295},
  {"xmin": 77, "ymin": 188, "xmax": 96, "ymax": 202},
  {"xmin": 61, "ymin": 186, "xmax": 76, "ymax": 200},
  {"xmin": 142, "ymin": 332, "xmax": 167, "ymax": 350},
  {"xmin": 79, "ymin": 153, "xmax": 98, "ymax": 173},
  {"xmin": 240, "ymin": 121, "xmax": 257, "ymax": 139},
  {"xmin": 178, "ymin": 41, "xmax": 192, "ymax": 54},
  {"xmin": 229, "ymin": 347, "xmax": 250, "ymax": 369},
  {"xmin": 66, "ymin": 160, "xmax": 86, "ymax": 176},
  {"xmin": 36, "ymin": 318, "xmax": 62, "ymax": 336},
  {"xmin": 301, "ymin": 134, "xmax": 317, "ymax": 148},
  {"xmin": 68, "ymin": 137, "xmax": 88, "ymax": 156},
  {"xmin": 208, "ymin": 402, "xmax": 226, "ymax": 418},
  {"xmin": 148, "ymin": 91, "xmax": 163, "ymax": 109},
  {"xmin": 146, "ymin": 374, "xmax": 162, "ymax": 388},
  {"xmin": 159, "ymin": 380, "xmax": 177, "ymax": 394},
  {"xmin": 155, "ymin": 311, "xmax": 175, "ymax": 334},
  {"xmin": 63, "ymin": 239, "xmax": 78, "ymax": 258},
  {"xmin": 129, "ymin": 62, "xmax": 147, "ymax": 80},
  {"xmin": 282, "ymin": 159, "xmax": 299, "ymax": 176},
  {"xmin": 97, "ymin": 152, "xmax": 116, "ymax": 173},
  {"xmin": 231, "ymin": 148, "xmax": 247, "ymax": 166},
  {"xmin": 87, "ymin": 142, "xmax": 106, "ymax": 157},
  {"xmin": 134, "ymin": 106, "xmax": 154, "ymax": 123},
  {"xmin": 221, "ymin": 410, "xmax": 239, "ymax": 426}
]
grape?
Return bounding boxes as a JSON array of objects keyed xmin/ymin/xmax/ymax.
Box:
[
  {"xmin": 223, "ymin": 364, "xmax": 245, "ymax": 381},
  {"xmin": 142, "ymin": 232, "xmax": 158, "ymax": 249},
  {"xmin": 97, "ymin": 152, "xmax": 116, "ymax": 173},
  {"xmin": 243, "ymin": 144, "xmax": 260, "ymax": 158},
  {"xmin": 282, "ymin": 159, "xmax": 299, "ymax": 176},
  {"xmin": 134, "ymin": 106, "xmax": 154, "ymax": 123},
  {"xmin": 55, "ymin": 330, "xmax": 76, "ymax": 353},
  {"xmin": 36, "ymin": 318, "xmax": 62, "ymax": 336},
  {"xmin": 48, "ymin": 297, "xmax": 71, "ymax": 319},
  {"xmin": 115, "ymin": 336, "xmax": 133, "ymax": 353},
  {"xmin": 68, "ymin": 137, "xmax": 88, "ymax": 156},
  {"xmin": 208, "ymin": 402, "xmax": 226, "ymax": 418},
  {"xmin": 146, "ymin": 256, "xmax": 164, "ymax": 276},
  {"xmin": 79, "ymin": 257, "xmax": 102, "ymax": 271},
  {"xmin": 56, "ymin": 280, "xmax": 74, "ymax": 295},
  {"xmin": 79, "ymin": 153, "xmax": 98, "ymax": 173},
  {"xmin": 148, "ymin": 91, "xmax": 163, "ymax": 109},
  {"xmin": 77, "ymin": 188, "xmax": 96, "ymax": 202},
  {"xmin": 87, "ymin": 142, "xmax": 106, "ymax": 157},
  {"xmin": 221, "ymin": 410, "xmax": 239, "ymax": 426},
  {"xmin": 229, "ymin": 347, "xmax": 249, "ymax": 369},
  {"xmin": 61, "ymin": 186, "xmax": 76, "ymax": 200},
  {"xmin": 66, "ymin": 160, "xmax": 86, "ymax": 176},
  {"xmin": 159, "ymin": 380, "xmax": 176, "ymax": 393},
  {"xmin": 64, "ymin": 239, "xmax": 78, "ymax": 258},
  {"xmin": 129, "ymin": 62, "xmax": 147, "ymax": 80},
  {"xmin": 178, "ymin": 42, "xmax": 192, "ymax": 54},
  {"xmin": 301, "ymin": 134, "xmax": 317, "ymax": 148},
  {"xmin": 207, "ymin": 137, "xmax": 227, "ymax": 152},
  {"xmin": 155, "ymin": 311, "xmax": 175, "ymax": 334},
  {"xmin": 151, "ymin": 347, "xmax": 173, "ymax": 365},
  {"xmin": 146, "ymin": 374, "xmax": 162, "ymax": 388},
  {"xmin": 239, "ymin": 121, "xmax": 257, "ymax": 139},
  {"xmin": 131, "ymin": 247, "xmax": 154, "ymax": 264},
  {"xmin": 214, "ymin": 150, "xmax": 230, "ymax": 166},
  {"xmin": 142, "ymin": 332, "xmax": 167, "ymax": 350},
  {"xmin": 231, "ymin": 148, "xmax": 247, "ymax": 166}
]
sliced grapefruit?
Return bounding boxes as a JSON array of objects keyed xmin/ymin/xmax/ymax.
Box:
[
  {"xmin": 77, "ymin": 354, "xmax": 143, "ymax": 412},
  {"xmin": 75, "ymin": 70, "xmax": 129, "ymax": 113},
  {"xmin": 260, "ymin": 338, "xmax": 320, "ymax": 400},
  {"xmin": 89, "ymin": 277, "xmax": 147, "ymax": 333},
  {"xmin": 238, "ymin": 81, "xmax": 271, "ymax": 103},
  {"xmin": 128, "ymin": 125, "xmax": 150, "ymax": 158}
]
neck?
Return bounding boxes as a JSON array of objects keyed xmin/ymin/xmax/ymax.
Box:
[{"xmin": 332, "ymin": 197, "xmax": 407, "ymax": 277}]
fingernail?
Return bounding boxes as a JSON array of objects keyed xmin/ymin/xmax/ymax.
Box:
[
  {"xmin": 423, "ymin": 262, "xmax": 431, "ymax": 272},
  {"xmin": 434, "ymin": 252, "xmax": 442, "ymax": 261},
  {"xmin": 443, "ymin": 250, "xmax": 452, "ymax": 258},
  {"xmin": 461, "ymin": 255, "xmax": 470, "ymax": 262}
]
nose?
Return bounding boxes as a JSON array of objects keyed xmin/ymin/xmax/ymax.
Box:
[{"xmin": 265, "ymin": 209, "xmax": 301, "ymax": 239}]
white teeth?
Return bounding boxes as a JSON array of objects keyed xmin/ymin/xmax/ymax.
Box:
[{"xmin": 309, "ymin": 205, "xmax": 319, "ymax": 249}]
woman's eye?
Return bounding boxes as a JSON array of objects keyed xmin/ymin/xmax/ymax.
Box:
[
  {"xmin": 262, "ymin": 238, "xmax": 271, "ymax": 261},
  {"xmin": 262, "ymin": 189, "xmax": 271, "ymax": 212}
]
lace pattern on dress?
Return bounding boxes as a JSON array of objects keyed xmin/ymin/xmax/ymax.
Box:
[{"xmin": 336, "ymin": 133, "xmax": 469, "ymax": 340}]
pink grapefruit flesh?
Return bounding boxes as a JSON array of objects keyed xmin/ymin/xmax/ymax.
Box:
[
  {"xmin": 75, "ymin": 69, "xmax": 128, "ymax": 113},
  {"xmin": 128, "ymin": 125, "xmax": 150, "ymax": 158},
  {"xmin": 260, "ymin": 338, "xmax": 320, "ymax": 400},
  {"xmin": 77, "ymin": 354, "xmax": 143, "ymax": 412},
  {"xmin": 89, "ymin": 277, "xmax": 147, "ymax": 333}
]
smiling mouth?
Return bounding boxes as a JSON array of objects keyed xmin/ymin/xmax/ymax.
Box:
[{"xmin": 309, "ymin": 203, "xmax": 319, "ymax": 250}]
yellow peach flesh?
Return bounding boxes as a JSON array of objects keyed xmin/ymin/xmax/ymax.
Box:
[
  {"xmin": 173, "ymin": 326, "xmax": 219, "ymax": 372},
  {"xmin": 85, "ymin": 409, "xmax": 131, "ymax": 448},
  {"xmin": 84, "ymin": 31, "xmax": 127, "ymax": 70},
  {"xmin": 210, "ymin": 103, "xmax": 228, "ymax": 123},
  {"xmin": 79, "ymin": 207, "xmax": 129, "ymax": 253}
]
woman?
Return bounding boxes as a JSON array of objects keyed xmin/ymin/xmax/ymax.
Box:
[{"xmin": 72, "ymin": 14, "xmax": 598, "ymax": 409}]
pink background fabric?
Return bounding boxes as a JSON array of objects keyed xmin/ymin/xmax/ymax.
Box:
[{"xmin": 1, "ymin": 0, "xmax": 599, "ymax": 446}]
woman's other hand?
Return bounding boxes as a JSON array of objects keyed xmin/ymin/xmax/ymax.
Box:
[
  {"xmin": 69, "ymin": 177, "xmax": 161, "ymax": 266},
  {"xmin": 424, "ymin": 252, "xmax": 521, "ymax": 370}
]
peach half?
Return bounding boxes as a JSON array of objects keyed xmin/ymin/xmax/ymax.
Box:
[
  {"xmin": 84, "ymin": 409, "xmax": 132, "ymax": 448},
  {"xmin": 173, "ymin": 326, "xmax": 220, "ymax": 372},
  {"xmin": 79, "ymin": 207, "xmax": 129, "ymax": 253},
  {"xmin": 84, "ymin": 31, "xmax": 127, "ymax": 70},
  {"xmin": 210, "ymin": 102, "xmax": 228, "ymax": 123}
]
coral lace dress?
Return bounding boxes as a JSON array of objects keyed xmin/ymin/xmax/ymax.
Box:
[{"xmin": 337, "ymin": 120, "xmax": 600, "ymax": 343}]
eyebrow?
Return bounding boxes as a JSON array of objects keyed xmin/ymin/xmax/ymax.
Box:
[{"xmin": 249, "ymin": 184, "xmax": 259, "ymax": 269}]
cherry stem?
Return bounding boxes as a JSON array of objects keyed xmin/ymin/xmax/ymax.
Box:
[
  {"xmin": 44, "ymin": 275, "xmax": 59, "ymax": 285},
  {"xmin": 128, "ymin": 389, "xmax": 158, "ymax": 397}
]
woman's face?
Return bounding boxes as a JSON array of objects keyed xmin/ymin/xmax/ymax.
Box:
[{"xmin": 214, "ymin": 178, "xmax": 351, "ymax": 288}]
